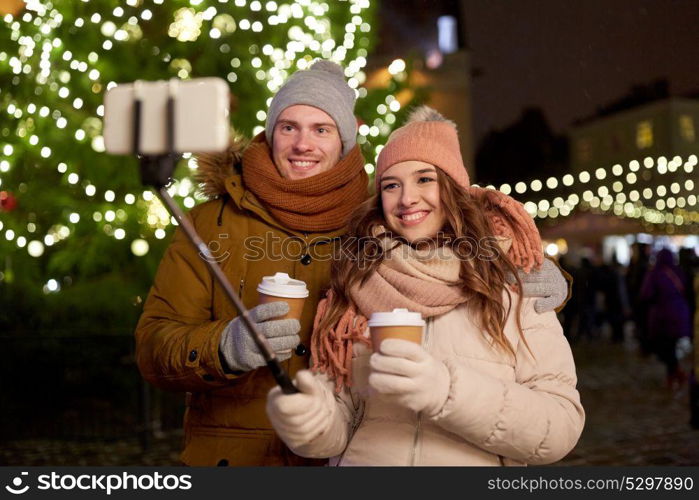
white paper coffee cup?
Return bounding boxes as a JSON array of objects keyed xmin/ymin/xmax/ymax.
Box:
[
  {"xmin": 368, "ymin": 308, "xmax": 425, "ymax": 352},
  {"xmin": 257, "ymin": 272, "xmax": 309, "ymax": 321}
]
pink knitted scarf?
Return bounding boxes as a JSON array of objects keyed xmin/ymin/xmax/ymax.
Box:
[
  {"xmin": 311, "ymin": 244, "xmax": 468, "ymax": 391},
  {"xmin": 468, "ymin": 187, "xmax": 542, "ymax": 273},
  {"xmin": 350, "ymin": 244, "xmax": 467, "ymax": 318}
]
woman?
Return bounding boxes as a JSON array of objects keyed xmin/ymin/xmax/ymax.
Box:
[
  {"xmin": 640, "ymin": 248, "xmax": 691, "ymax": 390},
  {"xmin": 266, "ymin": 107, "xmax": 584, "ymax": 466}
]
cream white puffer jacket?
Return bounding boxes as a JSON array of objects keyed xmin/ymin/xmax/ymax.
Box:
[{"xmin": 283, "ymin": 296, "xmax": 585, "ymax": 466}]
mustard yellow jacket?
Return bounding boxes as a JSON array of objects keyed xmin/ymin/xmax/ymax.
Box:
[{"xmin": 135, "ymin": 146, "xmax": 344, "ymax": 466}]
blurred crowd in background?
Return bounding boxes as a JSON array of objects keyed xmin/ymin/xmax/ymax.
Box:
[{"xmin": 557, "ymin": 244, "xmax": 698, "ymax": 427}]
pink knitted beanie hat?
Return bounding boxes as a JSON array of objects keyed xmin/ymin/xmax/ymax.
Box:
[
  {"xmin": 376, "ymin": 106, "xmax": 470, "ymax": 191},
  {"xmin": 374, "ymin": 105, "xmax": 543, "ymax": 274}
]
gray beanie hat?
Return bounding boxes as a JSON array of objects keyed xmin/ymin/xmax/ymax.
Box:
[{"xmin": 265, "ymin": 60, "xmax": 357, "ymax": 156}]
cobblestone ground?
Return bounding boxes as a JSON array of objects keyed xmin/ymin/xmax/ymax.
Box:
[
  {"xmin": 557, "ymin": 335, "xmax": 698, "ymax": 466},
  {"xmin": 2, "ymin": 334, "xmax": 697, "ymax": 466}
]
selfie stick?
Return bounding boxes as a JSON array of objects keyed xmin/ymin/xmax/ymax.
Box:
[{"xmin": 132, "ymin": 81, "xmax": 298, "ymax": 394}]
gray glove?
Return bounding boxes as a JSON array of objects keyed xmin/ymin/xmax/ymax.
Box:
[
  {"xmin": 510, "ymin": 258, "xmax": 568, "ymax": 313},
  {"xmin": 219, "ymin": 301, "xmax": 300, "ymax": 372}
]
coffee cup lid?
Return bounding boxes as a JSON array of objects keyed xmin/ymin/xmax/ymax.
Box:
[
  {"xmin": 257, "ymin": 272, "xmax": 309, "ymax": 299},
  {"xmin": 368, "ymin": 308, "xmax": 425, "ymax": 327}
]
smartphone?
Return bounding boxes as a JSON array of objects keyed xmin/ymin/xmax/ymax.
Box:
[{"xmin": 103, "ymin": 77, "xmax": 230, "ymax": 155}]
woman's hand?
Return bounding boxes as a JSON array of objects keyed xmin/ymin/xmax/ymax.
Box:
[
  {"xmin": 266, "ymin": 370, "xmax": 331, "ymax": 449},
  {"xmin": 369, "ymin": 339, "xmax": 450, "ymax": 416}
]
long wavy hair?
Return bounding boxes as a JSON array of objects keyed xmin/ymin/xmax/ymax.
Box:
[{"xmin": 318, "ymin": 169, "xmax": 529, "ymax": 358}]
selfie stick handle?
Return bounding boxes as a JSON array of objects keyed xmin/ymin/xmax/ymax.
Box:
[{"xmin": 133, "ymin": 81, "xmax": 298, "ymax": 394}]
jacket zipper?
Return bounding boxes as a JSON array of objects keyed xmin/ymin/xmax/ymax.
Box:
[
  {"xmin": 335, "ymin": 396, "xmax": 365, "ymax": 466},
  {"xmin": 409, "ymin": 318, "xmax": 432, "ymax": 466},
  {"xmin": 238, "ymin": 278, "xmax": 245, "ymax": 297}
]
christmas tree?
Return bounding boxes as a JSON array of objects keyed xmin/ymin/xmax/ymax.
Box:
[{"xmin": 0, "ymin": 0, "xmax": 420, "ymax": 333}]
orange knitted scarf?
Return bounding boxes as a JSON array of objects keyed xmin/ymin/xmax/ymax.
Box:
[
  {"xmin": 311, "ymin": 187, "xmax": 544, "ymax": 391},
  {"xmin": 241, "ymin": 134, "xmax": 369, "ymax": 232}
]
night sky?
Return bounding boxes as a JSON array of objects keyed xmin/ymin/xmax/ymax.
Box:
[{"xmin": 462, "ymin": 0, "xmax": 699, "ymax": 143}]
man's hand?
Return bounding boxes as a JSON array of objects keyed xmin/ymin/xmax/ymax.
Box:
[
  {"xmin": 512, "ymin": 258, "xmax": 569, "ymax": 313},
  {"xmin": 219, "ymin": 301, "xmax": 300, "ymax": 372},
  {"xmin": 266, "ymin": 370, "xmax": 331, "ymax": 448},
  {"xmin": 369, "ymin": 339, "xmax": 450, "ymax": 416}
]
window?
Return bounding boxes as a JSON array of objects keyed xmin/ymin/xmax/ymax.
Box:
[
  {"xmin": 437, "ymin": 16, "xmax": 458, "ymax": 54},
  {"xmin": 610, "ymin": 133, "xmax": 622, "ymax": 152},
  {"xmin": 576, "ymin": 137, "xmax": 592, "ymax": 163},
  {"xmin": 679, "ymin": 115, "xmax": 695, "ymax": 142},
  {"xmin": 636, "ymin": 120, "xmax": 653, "ymax": 149}
]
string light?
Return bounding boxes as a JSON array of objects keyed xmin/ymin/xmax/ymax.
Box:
[
  {"xmin": 25, "ymin": 3, "xmax": 686, "ymax": 285},
  {"xmin": 2, "ymin": 0, "xmax": 389, "ymax": 272},
  {"xmin": 498, "ymin": 154, "xmax": 698, "ymax": 228}
]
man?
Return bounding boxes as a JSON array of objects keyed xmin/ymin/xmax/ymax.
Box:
[
  {"xmin": 135, "ymin": 60, "xmax": 368, "ymax": 466},
  {"xmin": 135, "ymin": 60, "xmax": 568, "ymax": 466}
]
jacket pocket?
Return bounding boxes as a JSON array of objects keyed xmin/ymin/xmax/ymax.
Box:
[{"xmin": 181, "ymin": 426, "xmax": 275, "ymax": 466}]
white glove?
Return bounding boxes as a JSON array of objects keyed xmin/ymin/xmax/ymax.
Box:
[
  {"xmin": 369, "ymin": 339, "xmax": 450, "ymax": 417},
  {"xmin": 512, "ymin": 258, "xmax": 569, "ymax": 313},
  {"xmin": 266, "ymin": 370, "xmax": 331, "ymax": 450}
]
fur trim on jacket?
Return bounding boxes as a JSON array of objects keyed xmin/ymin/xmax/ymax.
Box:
[{"xmin": 193, "ymin": 130, "xmax": 249, "ymax": 199}]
